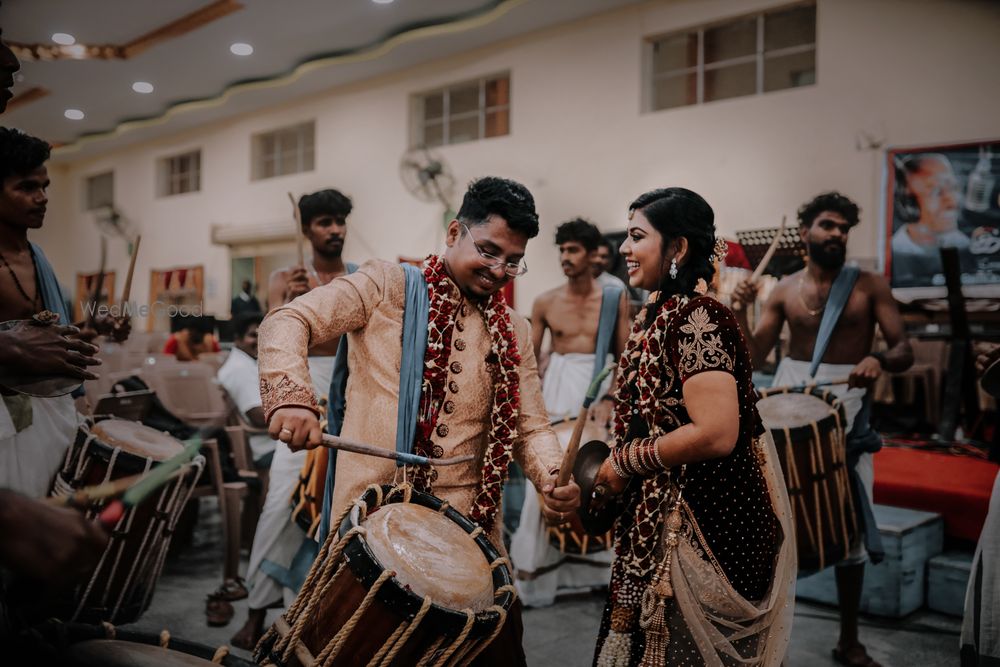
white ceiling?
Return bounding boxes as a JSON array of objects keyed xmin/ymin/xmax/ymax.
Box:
[{"xmin": 1, "ymin": 0, "xmax": 643, "ymax": 161}]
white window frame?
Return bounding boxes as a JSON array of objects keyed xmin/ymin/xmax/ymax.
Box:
[
  {"xmin": 645, "ymin": 1, "xmax": 816, "ymax": 112},
  {"xmin": 411, "ymin": 73, "xmax": 510, "ymax": 148},
  {"xmin": 251, "ymin": 121, "xmax": 315, "ymax": 180},
  {"xmin": 158, "ymin": 149, "xmax": 201, "ymax": 197},
  {"xmin": 84, "ymin": 170, "xmax": 114, "ymax": 211}
]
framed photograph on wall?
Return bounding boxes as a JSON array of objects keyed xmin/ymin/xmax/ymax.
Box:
[{"xmin": 883, "ymin": 139, "xmax": 1000, "ymax": 298}]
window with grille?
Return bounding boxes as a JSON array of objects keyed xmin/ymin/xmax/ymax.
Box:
[
  {"xmin": 251, "ymin": 121, "xmax": 315, "ymax": 180},
  {"xmin": 158, "ymin": 150, "xmax": 201, "ymax": 196},
  {"xmin": 85, "ymin": 171, "xmax": 114, "ymax": 210},
  {"xmin": 646, "ymin": 2, "xmax": 816, "ymax": 112},
  {"xmin": 412, "ymin": 74, "xmax": 510, "ymax": 148}
]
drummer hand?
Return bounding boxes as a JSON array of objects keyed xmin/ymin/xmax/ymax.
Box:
[
  {"xmin": 0, "ymin": 322, "xmax": 100, "ymax": 380},
  {"xmin": 540, "ymin": 473, "xmax": 580, "ymax": 525},
  {"xmin": 731, "ymin": 279, "xmax": 758, "ymax": 310},
  {"xmin": 270, "ymin": 406, "xmax": 323, "ymax": 451},
  {"xmin": 589, "ymin": 397, "xmax": 613, "ymax": 428},
  {"xmin": 848, "ymin": 355, "xmax": 882, "ymax": 388},
  {"xmin": 0, "ymin": 490, "xmax": 109, "ymax": 588},
  {"xmin": 90, "ymin": 311, "xmax": 132, "ymax": 342},
  {"xmin": 286, "ymin": 267, "xmax": 311, "ymax": 300}
]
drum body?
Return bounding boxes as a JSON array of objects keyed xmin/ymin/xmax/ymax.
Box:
[
  {"xmin": 258, "ymin": 485, "xmax": 516, "ymax": 667},
  {"xmin": 39, "ymin": 626, "xmax": 255, "ymax": 667},
  {"xmin": 50, "ymin": 418, "xmax": 204, "ymax": 624},
  {"xmin": 546, "ymin": 417, "xmax": 613, "ymax": 555},
  {"xmin": 757, "ymin": 387, "xmax": 857, "ymax": 571},
  {"xmin": 290, "ymin": 447, "xmax": 326, "ymax": 537}
]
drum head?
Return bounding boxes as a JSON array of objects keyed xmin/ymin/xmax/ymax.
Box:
[
  {"xmin": 757, "ymin": 392, "xmax": 838, "ymax": 430},
  {"xmin": 551, "ymin": 416, "xmax": 609, "ymax": 447},
  {"xmin": 91, "ymin": 419, "xmax": 184, "ymax": 461},
  {"xmin": 364, "ymin": 503, "xmax": 494, "ymax": 612},
  {"xmin": 64, "ymin": 639, "xmax": 217, "ymax": 666}
]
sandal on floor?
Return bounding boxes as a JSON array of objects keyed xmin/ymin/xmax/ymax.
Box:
[
  {"xmin": 832, "ymin": 645, "xmax": 883, "ymax": 667},
  {"xmin": 212, "ymin": 577, "xmax": 249, "ymax": 602},
  {"xmin": 206, "ymin": 596, "xmax": 234, "ymax": 627}
]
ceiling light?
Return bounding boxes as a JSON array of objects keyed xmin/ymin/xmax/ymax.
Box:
[
  {"xmin": 132, "ymin": 81, "xmax": 154, "ymax": 94},
  {"xmin": 51, "ymin": 32, "xmax": 76, "ymax": 45},
  {"xmin": 372, "ymin": 0, "xmax": 395, "ymax": 4},
  {"xmin": 230, "ymin": 42, "xmax": 253, "ymax": 56},
  {"xmin": 64, "ymin": 109, "xmax": 85, "ymax": 120}
]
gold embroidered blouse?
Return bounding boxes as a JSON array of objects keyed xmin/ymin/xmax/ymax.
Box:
[{"xmin": 257, "ymin": 259, "xmax": 562, "ymax": 547}]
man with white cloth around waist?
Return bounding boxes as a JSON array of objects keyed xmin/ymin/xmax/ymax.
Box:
[
  {"xmin": 511, "ymin": 218, "xmax": 628, "ymax": 607},
  {"xmin": 732, "ymin": 192, "xmax": 913, "ymax": 667}
]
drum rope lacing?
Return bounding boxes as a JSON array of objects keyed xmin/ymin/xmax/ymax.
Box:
[
  {"xmin": 55, "ymin": 421, "xmax": 205, "ymax": 624},
  {"xmin": 259, "ymin": 483, "xmax": 516, "ymax": 667}
]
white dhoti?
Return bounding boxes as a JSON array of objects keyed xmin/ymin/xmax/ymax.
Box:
[
  {"xmin": 0, "ymin": 394, "xmax": 78, "ymax": 498},
  {"xmin": 772, "ymin": 358, "xmax": 873, "ymax": 564},
  {"xmin": 245, "ymin": 355, "xmax": 334, "ymax": 610},
  {"xmin": 962, "ymin": 470, "xmax": 1000, "ymax": 664},
  {"xmin": 510, "ymin": 351, "xmax": 613, "ymax": 607}
]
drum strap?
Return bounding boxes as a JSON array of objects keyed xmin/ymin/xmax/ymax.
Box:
[
  {"xmin": 807, "ymin": 265, "xmax": 886, "ymax": 565},
  {"xmin": 29, "ymin": 242, "xmax": 72, "ymax": 326},
  {"xmin": 318, "ymin": 263, "xmax": 428, "ymax": 545},
  {"xmin": 808, "ymin": 265, "xmax": 860, "ymax": 378},
  {"xmin": 592, "ymin": 285, "xmax": 623, "ymax": 383}
]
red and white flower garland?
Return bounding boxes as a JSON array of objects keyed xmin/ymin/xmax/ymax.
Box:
[{"xmin": 412, "ymin": 255, "xmax": 520, "ymax": 532}]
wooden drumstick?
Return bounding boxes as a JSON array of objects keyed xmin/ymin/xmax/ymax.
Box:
[
  {"xmin": 556, "ymin": 364, "xmax": 614, "ymax": 487},
  {"xmin": 288, "ymin": 192, "xmax": 304, "ymax": 269},
  {"xmin": 733, "ymin": 215, "xmax": 787, "ymax": 312},
  {"xmin": 87, "ymin": 236, "xmax": 108, "ymax": 328},
  {"xmin": 120, "ymin": 234, "xmax": 141, "ymax": 304},
  {"xmin": 320, "ymin": 433, "xmax": 474, "ymax": 467},
  {"xmin": 45, "ymin": 467, "xmax": 184, "ymax": 508}
]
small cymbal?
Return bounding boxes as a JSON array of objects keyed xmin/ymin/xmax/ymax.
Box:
[{"xmin": 572, "ymin": 440, "xmax": 617, "ymax": 535}]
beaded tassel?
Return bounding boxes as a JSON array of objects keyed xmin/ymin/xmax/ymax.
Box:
[{"xmin": 638, "ymin": 504, "xmax": 682, "ymax": 666}]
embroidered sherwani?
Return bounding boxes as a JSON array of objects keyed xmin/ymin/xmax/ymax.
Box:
[{"xmin": 257, "ymin": 259, "xmax": 562, "ymax": 550}]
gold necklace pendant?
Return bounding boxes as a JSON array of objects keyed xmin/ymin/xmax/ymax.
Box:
[{"xmin": 797, "ymin": 275, "xmax": 825, "ymax": 317}]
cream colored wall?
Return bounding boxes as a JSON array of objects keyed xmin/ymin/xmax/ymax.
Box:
[{"xmin": 33, "ymin": 0, "xmax": 1000, "ymax": 324}]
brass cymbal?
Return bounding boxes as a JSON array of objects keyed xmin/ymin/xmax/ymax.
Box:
[{"xmin": 573, "ymin": 439, "xmax": 617, "ymax": 535}]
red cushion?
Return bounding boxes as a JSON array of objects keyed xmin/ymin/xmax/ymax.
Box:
[{"xmin": 873, "ymin": 447, "xmax": 998, "ymax": 542}]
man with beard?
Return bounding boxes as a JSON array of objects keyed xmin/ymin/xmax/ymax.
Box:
[
  {"xmin": 510, "ymin": 218, "xmax": 627, "ymax": 607},
  {"xmin": 592, "ymin": 235, "xmax": 628, "ymax": 291},
  {"xmin": 732, "ymin": 192, "xmax": 913, "ymax": 667},
  {"xmin": 230, "ymin": 189, "xmax": 356, "ymax": 647},
  {"xmin": 258, "ymin": 177, "xmax": 579, "ymax": 664}
]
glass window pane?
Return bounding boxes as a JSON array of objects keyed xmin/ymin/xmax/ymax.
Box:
[
  {"xmin": 280, "ymin": 150, "xmax": 298, "ymax": 176},
  {"xmin": 424, "ymin": 93, "xmax": 443, "ymax": 120},
  {"xmin": 651, "ymin": 32, "xmax": 698, "ymax": 73},
  {"xmin": 765, "ymin": 4, "xmax": 816, "ymax": 51},
  {"xmin": 651, "ymin": 72, "xmax": 697, "ymax": 110},
  {"xmin": 704, "ymin": 18, "xmax": 756, "ymax": 64},
  {"xmin": 485, "ymin": 109, "xmax": 509, "ymax": 138},
  {"xmin": 423, "ymin": 122, "xmax": 443, "ymax": 148},
  {"xmin": 704, "ymin": 62, "xmax": 756, "ymax": 102},
  {"xmin": 764, "ymin": 49, "xmax": 815, "ymax": 91},
  {"xmin": 448, "ymin": 115, "xmax": 480, "ymax": 144},
  {"xmin": 485, "ymin": 77, "xmax": 509, "ymax": 107},
  {"xmin": 449, "ymin": 84, "xmax": 480, "ymax": 116},
  {"xmin": 302, "ymin": 146, "xmax": 314, "ymax": 172}
]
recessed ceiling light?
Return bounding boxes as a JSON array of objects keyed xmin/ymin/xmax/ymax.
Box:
[
  {"xmin": 132, "ymin": 81, "xmax": 154, "ymax": 94},
  {"xmin": 64, "ymin": 109, "xmax": 85, "ymax": 120},
  {"xmin": 372, "ymin": 0, "xmax": 395, "ymax": 4},
  {"xmin": 230, "ymin": 42, "xmax": 253, "ymax": 56},
  {"xmin": 51, "ymin": 32, "xmax": 76, "ymax": 45}
]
